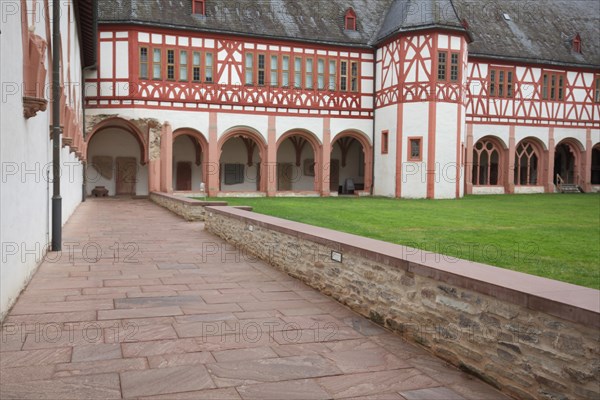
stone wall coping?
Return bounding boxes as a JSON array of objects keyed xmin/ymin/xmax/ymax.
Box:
[
  {"xmin": 205, "ymin": 206, "xmax": 600, "ymax": 328},
  {"xmin": 150, "ymin": 191, "xmax": 227, "ymax": 207}
]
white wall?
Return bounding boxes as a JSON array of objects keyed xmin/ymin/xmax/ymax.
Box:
[
  {"xmin": 373, "ymin": 104, "xmax": 397, "ymax": 196},
  {"xmin": 220, "ymin": 137, "xmax": 260, "ymax": 191},
  {"xmin": 276, "ymin": 140, "xmax": 316, "ymax": 191},
  {"xmin": 332, "ymin": 139, "xmax": 365, "ymax": 189},
  {"xmin": 434, "ymin": 103, "xmax": 461, "ymax": 199},
  {"xmin": 172, "ymin": 135, "xmax": 203, "ymax": 191},
  {"xmin": 402, "ymin": 103, "xmax": 429, "ymax": 199}
]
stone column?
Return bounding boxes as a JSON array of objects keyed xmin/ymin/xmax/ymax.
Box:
[
  {"xmin": 546, "ymin": 127, "xmax": 555, "ymax": 193},
  {"xmin": 160, "ymin": 122, "xmax": 173, "ymax": 193},
  {"xmin": 464, "ymin": 124, "xmax": 474, "ymax": 195},
  {"xmin": 320, "ymin": 118, "xmax": 331, "ymax": 196},
  {"xmin": 583, "ymin": 128, "xmax": 592, "ymax": 192},
  {"xmin": 506, "ymin": 126, "xmax": 516, "ymax": 194},
  {"xmin": 148, "ymin": 123, "xmax": 162, "ymax": 192},
  {"xmin": 206, "ymin": 112, "xmax": 219, "ymax": 197},
  {"xmin": 266, "ymin": 116, "xmax": 277, "ymax": 196}
]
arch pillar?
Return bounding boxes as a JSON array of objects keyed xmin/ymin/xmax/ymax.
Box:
[
  {"xmin": 267, "ymin": 116, "xmax": 277, "ymax": 196},
  {"xmin": 160, "ymin": 122, "xmax": 173, "ymax": 193},
  {"xmin": 506, "ymin": 126, "xmax": 516, "ymax": 194},
  {"xmin": 465, "ymin": 125, "xmax": 473, "ymax": 195},
  {"xmin": 320, "ymin": 118, "xmax": 332, "ymax": 196},
  {"xmin": 583, "ymin": 128, "xmax": 592, "ymax": 192},
  {"xmin": 207, "ymin": 112, "xmax": 219, "ymax": 197},
  {"xmin": 546, "ymin": 128, "xmax": 556, "ymax": 193}
]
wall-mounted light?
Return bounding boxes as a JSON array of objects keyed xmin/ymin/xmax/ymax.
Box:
[{"xmin": 331, "ymin": 251, "xmax": 342, "ymax": 263}]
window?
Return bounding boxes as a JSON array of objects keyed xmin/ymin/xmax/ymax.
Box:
[
  {"xmin": 224, "ymin": 164, "xmax": 244, "ymax": 185},
  {"xmin": 408, "ymin": 137, "xmax": 422, "ymax": 161},
  {"xmin": 139, "ymin": 47, "xmax": 148, "ymax": 79},
  {"xmin": 514, "ymin": 142, "xmax": 539, "ymax": 185},
  {"xmin": 205, "ymin": 52, "xmax": 213, "ymax": 83},
  {"xmin": 245, "ymin": 53, "xmax": 253, "ymax": 85},
  {"xmin": 270, "ymin": 55, "xmax": 278, "ymax": 87},
  {"xmin": 167, "ymin": 50, "xmax": 175, "ymax": 80},
  {"xmin": 595, "ymin": 77, "xmax": 600, "ymax": 103},
  {"xmin": 294, "ymin": 57, "xmax": 302, "ymax": 89},
  {"xmin": 257, "ymin": 54, "xmax": 265, "ymax": 86},
  {"xmin": 317, "ymin": 59, "xmax": 325, "ymax": 90},
  {"xmin": 282, "ymin": 56, "xmax": 290, "ymax": 87},
  {"xmin": 153, "ymin": 48, "xmax": 161, "ymax": 79},
  {"xmin": 192, "ymin": 0, "xmax": 205, "ymax": 15},
  {"xmin": 340, "ymin": 61, "xmax": 348, "ymax": 91},
  {"xmin": 489, "ymin": 68, "xmax": 514, "ymax": 98},
  {"xmin": 328, "ymin": 60, "xmax": 337, "ymax": 90},
  {"xmin": 541, "ymin": 72, "xmax": 565, "ymax": 101},
  {"xmin": 344, "ymin": 8, "xmax": 357, "ymax": 30},
  {"xmin": 437, "ymin": 51, "xmax": 460, "ymax": 82},
  {"xmin": 179, "ymin": 50, "xmax": 188, "ymax": 81},
  {"xmin": 381, "ymin": 131, "xmax": 389, "ymax": 154},
  {"xmin": 192, "ymin": 51, "xmax": 201, "ymax": 82},
  {"xmin": 472, "ymin": 140, "xmax": 500, "ymax": 185},
  {"xmin": 305, "ymin": 58, "xmax": 313, "ymax": 89},
  {"xmin": 350, "ymin": 61, "xmax": 359, "ymax": 92},
  {"xmin": 573, "ymin": 33, "xmax": 582, "ymax": 53}
]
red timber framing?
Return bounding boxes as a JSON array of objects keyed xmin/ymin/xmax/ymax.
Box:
[
  {"xmin": 86, "ymin": 26, "xmax": 374, "ymax": 119},
  {"xmin": 466, "ymin": 59, "xmax": 600, "ymax": 129}
]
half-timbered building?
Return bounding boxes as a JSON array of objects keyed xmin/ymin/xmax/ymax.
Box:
[{"xmin": 84, "ymin": 0, "xmax": 600, "ymax": 198}]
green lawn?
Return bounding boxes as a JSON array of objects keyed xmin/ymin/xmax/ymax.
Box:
[{"xmin": 203, "ymin": 194, "xmax": 600, "ymax": 289}]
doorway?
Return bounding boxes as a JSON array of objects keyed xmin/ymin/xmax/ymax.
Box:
[
  {"xmin": 176, "ymin": 162, "xmax": 192, "ymax": 191},
  {"xmin": 115, "ymin": 157, "xmax": 137, "ymax": 195}
]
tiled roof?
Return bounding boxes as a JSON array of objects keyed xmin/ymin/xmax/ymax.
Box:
[{"xmin": 98, "ymin": 0, "xmax": 600, "ymax": 68}]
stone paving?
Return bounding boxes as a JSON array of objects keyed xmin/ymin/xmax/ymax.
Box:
[{"xmin": 0, "ymin": 198, "xmax": 510, "ymax": 399}]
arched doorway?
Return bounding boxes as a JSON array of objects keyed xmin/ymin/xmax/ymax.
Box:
[
  {"xmin": 554, "ymin": 139, "xmax": 582, "ymax": 184},
  {"xmin": 218, "ymin": 129, "xmax": 266, "ymax": 193},
  {"xmin": 172, "ymin": 129, "xmax": 207, "ymax": 192},
  {"xmin": 86, "ymin": 118, "xmax": 148, "ymax": 196},
  {"xmin": 592, "ymin": 144, "xmax": 600, "ymax": 185},
  {"xmin": 472, "ymin": 136, "xmax": 506, "ymax": 187},
  {"xmin": 330, "ymin": 131, "xmax": 373, "ymax": 194},
  {"xmin": 276, "ymin": 131, "xmax": 321, "ymax": 192}
]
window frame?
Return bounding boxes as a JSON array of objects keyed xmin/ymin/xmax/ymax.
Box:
[
  {"xmin": 407, "ymin": 137, "xmax": 423, "ymax": 162},
  {"xmin": 192, "ymin": 0, "xmax": 206, "ymax": 16},
  {"xmin": 139, "ymin": 47, "xmax": 149, "ymax": 79},
  {"xmin": 294, "ymin": 56, "xmax": 303, "ymax": 89},
  {"xmin": 179, "ymin": 50, "xmax": 188, "ymax": 82},
  {"xmin": 344, "ymin": 8, "xmax": 357, "ymax": 31},
  {"xmin": 489, "ymin": 67, "xmax": 515, "ymax": 98},
  {"xmin": 437, "ymin": 50, "xmax": 460, "ymax": 82},
  {"xmin": 166, "ymin": 48, "xmax": 176, "ymax": 81},
  {"xmin": 257, "ymin": 53, "xmax": 266, "ymax": 86},
  {"xmin": 204, "ymin": 52, "xmax": 214, "ymax": 83},
  {"xmin": 340, "ymin": 60, "xmax": 348, "ymax": 92},
  {"xmin": 192, "ymin": 51, "xmax": 202, "ymax": 83},
  {"xmin": 541, "ymin": 71, "xmax": 566, "ymax": 101},
  {"xmin": 152, "ymin": 48, "xmax": 162, "ymax": 80},
  {"xmin": 305, "ymin": 57, "xmax": 314, "ymax": 90},
  {"xmin": 381, "ymin": 130, "xmax": 389, "ymax": 155},
  {"xmin": 595, "ymin": 76, "xmax": 600, "ymax": 103}
]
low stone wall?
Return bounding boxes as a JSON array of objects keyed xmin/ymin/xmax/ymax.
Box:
[
  {"xmin": 205, "ymin": 206, "xmax": 599, "ymax": 400},
  {"xmin": 149, "ymin": 192, "xmax": 228, "ymax": 221}
]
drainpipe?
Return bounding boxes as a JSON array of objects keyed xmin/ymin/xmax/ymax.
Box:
[
  {"xmin": 371, "ymin": 51, "xmax": 377, "ymax": 195},
  {"xmin": 51, "ymin": 0, "xmax": 62, "ymax": 251}
]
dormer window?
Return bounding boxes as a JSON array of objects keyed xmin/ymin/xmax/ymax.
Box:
[
  {"xmin": 344, "ymin": 8, "xmax": 356, "ymax": 31},
  {"xmin": 193, "ymin": 0, "xmax": 206, "ymax": 16},
  {"xmin": 573, "ymin": 33, "xmax": 582, "ymax": 53}
]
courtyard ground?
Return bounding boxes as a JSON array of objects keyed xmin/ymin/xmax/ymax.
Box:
[
  {"xmin": 0, "ymin": 198, "xmax": 509, "ymax": 399},
  {"xmin": 211, "ymin": 194, "xmax": 600, "ymax": 289}
]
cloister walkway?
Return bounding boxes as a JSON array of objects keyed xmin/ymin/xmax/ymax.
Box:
[{"xmin": 0, "ymin": 198, "xmax": 509, "ymax": 399}]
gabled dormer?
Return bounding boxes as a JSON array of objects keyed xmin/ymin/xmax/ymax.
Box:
[
  {"xmin": 572, "ymin": 33, "xmax": 582, "ymax": 53},
  {"xmin": 192, "ymin": 0, "xmax": 206, "ymax": 16},
  {"xmin": 344, "ymin": 8, "xmax": 357, "ymax": 31}
]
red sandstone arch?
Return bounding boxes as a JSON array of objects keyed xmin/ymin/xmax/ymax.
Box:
[
  {"xmin": 331, "ymin": 129, "xmax": 373, "ymax": 193},
  {"xmin": 218, "ymin": 127, "xmax": 268, "ymax": 192},
  {"xmin": 514, "ymin": 137, "xmax": 546, "ymax": 186},
  {"xmin": 87, "ymin": 117, "xmax": 148, "ymax": 165},
  {"xmin": 276, "ymin": 129, "xmax": 322, "ymax": 192},
  {"xmin": 472, "ymin": 135, "xmax": 508, "ymax": 186},
  {"xmin": 555, "ymin": 137, "xmax": 585, "ymax": 185},
  {"xmin": 173, "ymin": 128, "xmax": 209, "ymax": 166}
]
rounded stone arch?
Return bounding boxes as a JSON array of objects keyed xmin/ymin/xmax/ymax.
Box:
[
  {"xmin": 276, "ymin": 129, "xmax": 323, "ymax": 192},
  {"xmin": 218, "ymin": 126, "xmax": 268, "ymax": 192},
  {"xmin": 472, "ymin": 135, "xmax": 508, "ymax": 186},
  {"xmin": 87, "ymin": 117, "xmax": 148, "ymax": 165},
  {"xmin": 514, "ymin": 136, "xmax": 546, "ymax": 186},
  {"xmin": 330, "ymin": 129, "xmax": 373, "ymax": 193},
  {"xmin": 554, "ymin": 137, "xmax": 585, "ymax": 185},
  {"xmin": 173, "ymin": 128, "xmax": 209, "ymax": 166}
]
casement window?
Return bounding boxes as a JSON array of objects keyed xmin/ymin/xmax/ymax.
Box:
[
  {"xmin": 381, "ymin": 130, "xmax": 389, "ymax": 154},
  {"xmin": 472, "ymin": 139, "xmax": 501, "ymax": 186},
  {"xmin": 317, "ymin": 59, "xmax": 325, "ymax": 90},
  {"xmin": 408, "ymin": 137, "xmax": 422, "ymax": 161},
  {"xmin": 595, "ymin": 77, "xmax": 600, "ymax": 103},
  {"xmin": 340, "ymin": 61, "xmax": 348, "ymax": 91},
  {"xmin": 489, "ymin": 68, "xmax": 514, "ymax": 98},
  {"xmin": 344, "ymin": 8, "xmax": 356, "ymax": 31},
  {"xmin": 245, "ymin": 53, "xmax": 253, "ymax": 85},
  {"xmin": 437, "ymin": 51, "xmax": 460, "ymax": 82},
  {"xmin": 179, "ymin": 50, "xmax": 188, "ymax": 81},
  {"xmin": 167, "ymin": 50, "xmax": 175, "ymax": 80},
  {"xmin": 328, "ymin": 60, "xmax": 337, "ymax": 91},
  {"xmin": 294, "ymin": 57, "xmax": 303, "ymax": 89},
  {"xmin": 282, "ymin": 56, "xmax": 290, "ymax": 87},
  {"xmin": 350, "ymin": 61, "xmax": 359, "ymax": 92},
  {"xmin": 257, "ymin": 54, "xmax": 266, "ymax": 86},
  {"xmin": 305, "ymin": 58, "xmax": 313, "ymax": 89},
  {"xmin": 152, "ymin": 49, "xmax": 162, "ymax": 79},
  {"xmin": 192, "ymin": 51, "xmax": 201, "ymax": 82},
  {"xmin": 205, "ymin": 52, "xmax": 213, "ymax": 83},
  {"xmin": 541, "ymin": 72, "xmax": 565, "ymax": 101},
  {"xmin": 270, "ymin": 55, "xmax": 278, "ymax": 87},
  {"xmin": 192, "ymin": 0, "xmax": 205, "ymax": 15},
  {"xmin": 139, "ymin": 47, "xmax": 149, "ymax": 79}
]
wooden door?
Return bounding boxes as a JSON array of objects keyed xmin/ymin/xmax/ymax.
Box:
[
  {"xmin": 330, "ymin": 159, "xmax": 340, "ymax": 192},
  {"xmin": 277, "ymin": 163, "xmax": 292, "ymax": 191},
  {"xmin": 176, "ymin": 162, "xmax": 192, "ymax": 191},
  {"xmin": 115, "ymin": 157, "xmax": 137, "ymax": 195}
]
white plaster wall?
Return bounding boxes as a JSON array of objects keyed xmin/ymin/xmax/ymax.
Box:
[
  {"xmin": 472, "ymin": 186, "xmax": 505, "ymax": 195},
  {"xmin": 275, "ymin": 116, "xmax": 323, "ymax": 142},
  {"xmin": 86, "ymin": 129, "xmax": 149, "ymax": 196},
  {"xmin": 434, "ymin": 103, "xmax": 460, "ymax": 199},
  {"xmin": 515, "ymin": 126, "xmax": 549, "ymax": 148},
  {"xmin": 220, "ymin": 137, "xmax": 260, "ymax": 191},
  {"xmin": 402, "ymin": 103, "xmax": 429, "ymax": 199},
  {"xmin": 472, "ymin": 124, "xmax": 510, "ymax": 145},
  {"xmin": 330, "ymin": 118, "xmax": 373, "ymax": 143},
  {"xmin": 332, "ymin": 139, "xmax": 365, "ymax": 189},
  {"xmin": 373, "ymin": 105, "xmax": 397, "ymax": 196},
  {"xmin": 514, "ymin": 186, "xmax": 545, "ymax": 194},
  {"xmin": 276, "ymin": 140, "xmax": 316, "ymax": 191},
  {"xmin": 218, "ymin": 113, "xmax": 269, "ymax": 142},
  {"xmin": 172, "ymin": 136, "xmax": 203, "ymax": 191},
  {"xmin": 553, "ymin": 127, "xmax": 588, "ymax": 149}
]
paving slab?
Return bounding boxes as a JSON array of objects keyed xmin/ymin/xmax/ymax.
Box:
[{"xmin": 0, "ymin": 198, "xmax": 511, "ymax": 399}]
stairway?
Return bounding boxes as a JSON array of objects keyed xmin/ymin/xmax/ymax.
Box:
[{"xmin": 559, "ymin": 183, "xmax": 582, "ymax": 193}]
